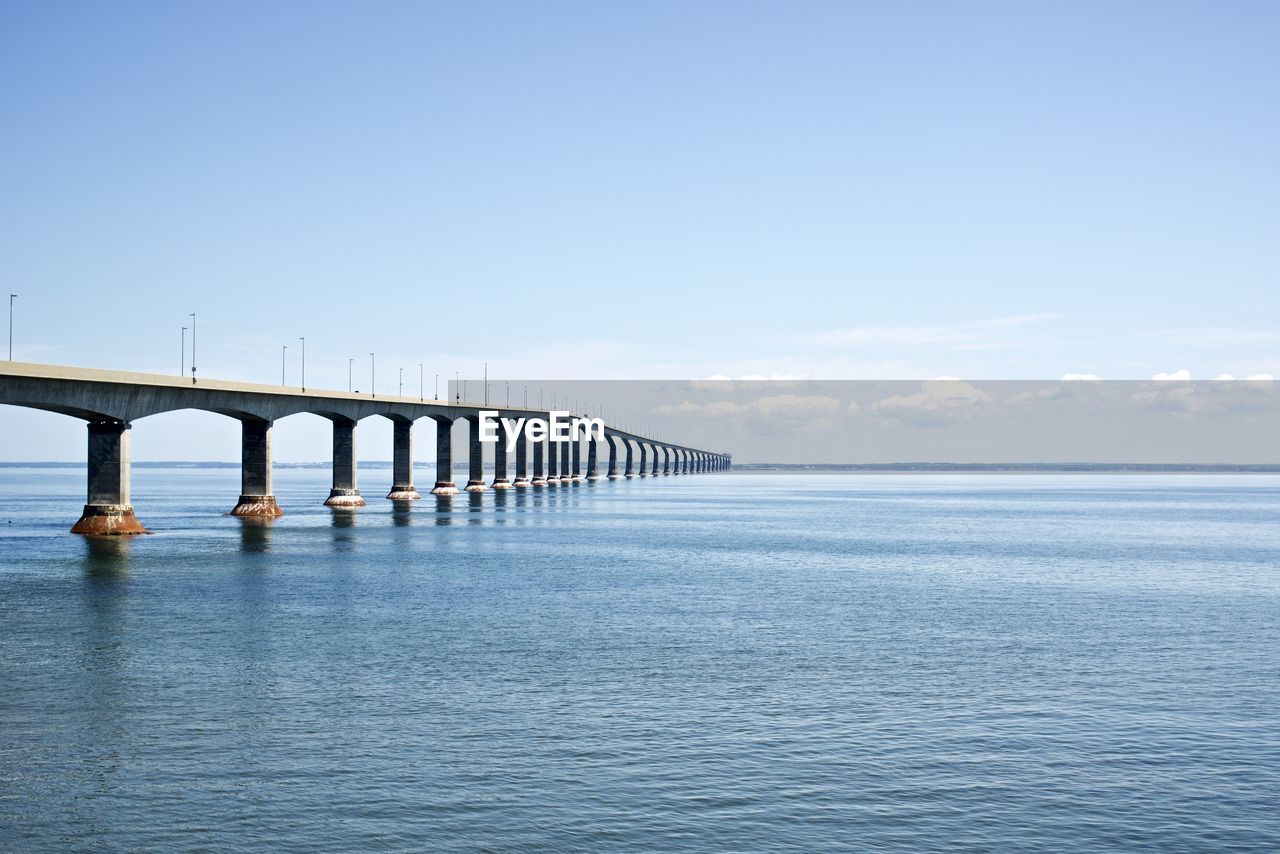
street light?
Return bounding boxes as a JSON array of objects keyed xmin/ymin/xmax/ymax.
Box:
[
  {"xmin": 299, "ymin": 337, "xmax": 305, "ymax": 390},
  {"xmin": 434, "ymin": 373, "xmax": 439, "ymax": 400},
  {"xmin": 370, "ymin": 353, "xmax": 375, "ymax": 398},
  {"xmin": 180, "ymin": 325, "xmax": 187, "ymax": 376},
  {"xmin": 282, "ymin": 345, "xmax": 287, "ymax": 385},
  {"xmin": 189, "ymin": 312, "xmax": 197, "ymax": 384},
  {"xmin": 7, "ymin": 294, "xmax": 14, "ymax": 361},
  {"xmin": 455, "ymin": 371, "xmax": 460, "ymax": 404},
  {"xmin": 399, "ymin": 367, "xmax": 404, "ymax": 398},
  {"xmin": 419, "ymin": 363, "xmax": 424, "ymax": 401},
  {"xmin": 348, "ymin": 358, "xmax": 353, "ymax": 392}
]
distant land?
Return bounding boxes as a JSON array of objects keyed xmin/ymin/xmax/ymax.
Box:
[{"xmin": 2, "ymin": 462, "xmax": 1278, "ymax": 473}]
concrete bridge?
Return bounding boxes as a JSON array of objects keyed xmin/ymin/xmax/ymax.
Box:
[{"xmin": 0, "ymin": 361, "xmax": 731, "ymax": 534}]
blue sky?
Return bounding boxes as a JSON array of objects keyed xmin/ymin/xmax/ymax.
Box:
[{"xmin": 2, "ymin": 1, "xmax": 1277, "ymax": 457}]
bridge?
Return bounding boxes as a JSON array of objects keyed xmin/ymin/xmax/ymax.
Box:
[{"xmin": 0, "ymin": 361, "xmax": 731, "ymax": 534}]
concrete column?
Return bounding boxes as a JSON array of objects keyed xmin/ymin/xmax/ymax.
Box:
[
  {"xmin": 532, "ymin": 439, "xmax": 547, "ymax": 486},
  {"xmin": 387, "ymin": 418, "xmax": 421, "ymax": 500},
  {"xmin": 586, "ymin": 438, "xmax": 600, "ymax": 480},
  {"xmin": 682, "ymin": 452, "xmax": 691, "ymax": 474},
  {"xmin": 571, "ymin": 437, "xmax": 582, "ymax": 481},
  {"xmin": 637, "ymin": 443, "xmax": 648, "ymax": 477},
  {"xmin": 607, "ymin": 435, "xmax": 620, "ymax": 479},
  {"xmin": 513, "ymin": 434, "xmax": 531, "ymax": 487},
  {"xmin": 465, "ymin": 415, "xmax": 486, "ymax": 492},
  {"xmin": 230, "ymin": 418, "xmax": 284, "ymax": 516},
  {"xmin": 624, "ymin": 440, "xmax": 636, "ymax": 477},
  {"xmin": 492, "ymin": 419, "xmax": 512, "ymax": 488},
  {"xmin": 71, "ymin": 420, "xmax": 148, "ymax": 534},
  {"xmin": 662, "ymin": 447, "xmax": 671, "ymax": 475},
  {"xmin": 559, "ymin": 438, "xmax": 572, "ymax": 482},
  {"xmin": 546, "ymin": 439, "xmax": 560, "ymax": 485},
  {"xmin": 325, "ymin": 419, "xmax": 366, "ymax": 506},
  {"xmin": 650, "ymin": 444, "xmax": 660, "ymax": 476},
  {"xmin": 431, "ymin": 416, "xmax": 458, "ymax": 495}
]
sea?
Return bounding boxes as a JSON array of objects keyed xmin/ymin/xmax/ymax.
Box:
[{"xmin": 2, "ymin": 468, "xmax": 1279, "ymax": 851}]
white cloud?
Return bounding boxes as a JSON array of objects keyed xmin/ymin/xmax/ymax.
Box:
[
  {"xmin": 1152, "ymin": 369, "xmax": 1191, "ymax": 381},
  {"xmin": 654, "ymin": 393, "xmax": 844, "ymax": 437},
  {"xmin": 1247, "ymin": 373, "xmax": 1274, "ymax": 381},
  {"xmin": 1215, "ymin": 374, "xmax": 1236, "ymax": 381},
  {"xmin": 869, "ymin": 379, "xmax": 992, "ymax": 425},
  {"xmin": 985, "ymin": 312, "xmax": 1067, "ymax": 327},
  {"xmin": 1061, "ymin": 373, "xmax": 1101, "ymax": 381},
  {"xmin": 809, "ymin": 326, "xmax": 974, "ymax": 347},
  {"xmin": 807, "ymin": 313, "xmax": 1064, "ymax": 351}
]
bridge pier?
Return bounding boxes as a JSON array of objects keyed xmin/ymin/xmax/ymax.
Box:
[
  {"xmin": 430, "ymin": 416, "xmax": 458, "ymax": 495},
  {"xmin": 532, "ymin": 439, "xmax": 547, "ymax": 486},
  {"xmin": 570, "ymin": 438, "xmax": 582, "ymax": 481},
  {"xmin": 586, "ymin": 438, "xmax": 601, "ymax": 480},
  {"xmin": 465, "ymin": 415, "xmax": 487, "ymax": 492},
  {"xmin": 637, "ymin": 443, "xmax": 648, "ymax": 477},
  {"xmin": 651, "ymin": 444, "xmax": 660, "ymax": 476},
  {"xmin": 662, "ymin": 447, "xmax": 671, "ymax": 475},
  {"xmin": 513, "ymin": 433, "xmax": 531, "ymax": 487},
  {"xmin": 230, "ymin": 418, "xmax": 284, "ymax": 517},
  {"xmin": 624, "ymin": 440, "xmax": 636, "ymax": 478},
  {"xmin": 546, "ymin": 440, "xmax": 560, "ymax": 485},
  {"xmin": 607, "ymin": 436, "xmax": 621, "ymax": 479},
  {"xmin": 560, "ymin": 440, "xmax": 573, "ymax": 483},
  {"xmin": 71, "ymin": 420, "xmax": 148, "ymax": 534},
  {"xmin": 387, "ymin": 418, "xmax": 421, "ymax": 500},
  {"xmin": 324, "ymin": 419, "xmax": 365, "ymax": 506},
  {"xmin": 492, "ymin": 420, "xmax": 512, "ymax": 488}
]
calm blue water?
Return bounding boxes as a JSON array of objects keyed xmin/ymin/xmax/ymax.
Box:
[{"xmin": 2, "ymin": 469, "xmax": 1279, "ymax": 851}]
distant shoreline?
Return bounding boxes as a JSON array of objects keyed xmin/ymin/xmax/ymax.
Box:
[{"xmin": 2, "ymin": 461, "xmax": 1277, "ymax": 474}]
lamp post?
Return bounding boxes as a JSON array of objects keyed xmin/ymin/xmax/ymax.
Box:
[
  {"xmin": 7, "ymin": 293, "xmax": 14, "ymax": 361},
  {"xmin": 189, "ymin": 312, "xmax": 196, "ymax": 383},
  {"xmin": 419, "ymin": 363, "xmax": 424, "ymax": 401},
  {"xmin": 370, "ymin": 353, "xmax": 375, "ymax": 398},
  {"xmin": 484, "ymin": 362, "xmax": 488, "ymax": 405},
  {"xmin": 455, "ymin": 372, "xmax": 460, "ymax": 404},
  {"xmin": 299, "ymin": 337, "xmax": 305, "ymax": 390},
  {"xmin": 282, "ymin": 345, "xmax": 287, "ymax": 385},
  {"xmin": 348, "ymin": 358, "xmax": 353, "ymax": 392},
  {"xmin": 434, "ymin": 373, "xmax": 439, "ymax": 400},
  {"xmin": 399, "ymin": 367, "xmax": 404, "ymax": 398},
  {"xmin": 180, "ymin": 325, "xmax": 186, "ymax": 376}
]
